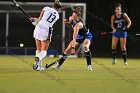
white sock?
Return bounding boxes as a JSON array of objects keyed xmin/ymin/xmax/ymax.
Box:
[
  {"xmin": 38, "ymin": 51, "xmax": 47, "ymax": 61},
  {"xmin": 40, "ymin": 60, "xmax": 43, "ymax": 67},
  {"xmin": 35, "ymin": 50, "xmax": 40, "ymax": 57}
]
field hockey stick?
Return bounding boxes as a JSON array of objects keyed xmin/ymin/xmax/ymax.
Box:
[
  {"xmin": 12, "ymin": 0, "xmax": 34, "ymax": 22},
  {"xmin": 128, "ymin": 33, "xmax": 140, "ymax": 41},
  {"xmin": 100, "ymin": 31, "xmax": 113, "ymax": 35},
  {"xmin": 136, "ymin": 33, "xmax": 140, "ymax": 36},
  {"xmin": 45, "ymin": 59, "xmax": 60, "ymax": 69}
]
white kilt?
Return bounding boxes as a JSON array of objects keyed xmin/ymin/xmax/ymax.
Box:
[{"xmin": 33, "ymin": 23, "xmax": 50, "ymax": 41}]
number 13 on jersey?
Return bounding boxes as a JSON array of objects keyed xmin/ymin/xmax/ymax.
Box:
[{"xmin": 47, "ymin": 13, "xmax": 56, "ymax": 23}]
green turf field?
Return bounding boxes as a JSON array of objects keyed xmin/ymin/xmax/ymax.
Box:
[{"xmin": 0, "ymin": 56, "xmax": 139, "ymax": 93}]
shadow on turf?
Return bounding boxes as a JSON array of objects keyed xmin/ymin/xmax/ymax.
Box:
[{"xmin": 91, "ymin": 58, "xmax": 138, "ymax": 87}]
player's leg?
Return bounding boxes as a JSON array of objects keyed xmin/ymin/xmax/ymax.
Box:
[
  {"xmin": 120, "ymin": 37, "xmax": 128, "ymax": 65},
  {"xmin": 37, "ymin": 40, "xmax": 50, "ymax": 70},
  {"xmin": 33, "ymin": 39, "xmax": 41, "ymax": 70},
  {"xmin": 38, "ymin": 27, "xmax": 53, "ymax": 61},
  {"xmin": 38, "ymin": 40, "xmax": 49, "ymax": 60},
  {"xmin": 35, "ymin": 39, "xmax": 41, "ymax": 59},
  {"xmin": 112, "ymin": 36, "xmax": 119, "ymax": 64},
  {"xmin": 83, "ymin": 39, "xmax": 92, "ymax": 71},
  {"xmin": 52, "ymin": 41, "xmax": 79, "ymax": 69},
  {"xmin": 34, "ymin": 26, "xmax": 52, "ymax": 70}
]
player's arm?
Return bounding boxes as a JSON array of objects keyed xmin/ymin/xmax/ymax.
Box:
[
  {"xmin": 123, "ymin": 13, "xmax": 132, "ymax": 29},
  {"xmin": 64, "ymin": 16, "xmax": 73, "ymax": 28},
  {"xmin": 111, "ymin": 15, "xmax": 116, "ymax": 32},
  {"xmin": 72, "ymin": 23, "xmax": 81, "ymax": 48},
  {"xmin": 32, "ymin": 10, "xmax": 44, "ymax": 26},
  {"xmin": 64, "ymin": 19, "xmax": 71, "ymax": 27}
]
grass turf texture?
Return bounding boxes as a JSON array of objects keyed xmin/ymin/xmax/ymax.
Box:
[{"xmin": 0, "ymin": 56, "xmax": 139, "ymax": 93}]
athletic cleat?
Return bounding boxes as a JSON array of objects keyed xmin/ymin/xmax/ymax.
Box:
[
  {"xmin": 87, "ymin": 65, "xmax": 92, "ymax": 71},
  {"xmin": 124, "ymin": 62, "xmax": 128, "ymax": 65},
  {"xmin": 112, "ymin": 59, "xmax": 116, "ymax": 65},
  {"xmin": 40, "ymin": 66, "xmax": 45, "ymax": 71},
  {"xmin": 33, "ymin": 57, "xmax": 39, "ymax": 70},
  {"xmin": 52, "ymin": 63, "xmax": 61, "ymax": 69},
  {"xmin": 33, "ymin": 64, "xmax": 38, "ymax": 70},
  {"xmin": 36, "ymin": 66, "xmax": 45, "ymax": 71}
]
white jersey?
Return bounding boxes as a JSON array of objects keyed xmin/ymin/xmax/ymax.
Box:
[
  {"xmin": 38, "ymin": 7, "xmax": 59, "ymax": 27},
  {"xmin": 33, "ymin": 7, "xmax": 59, "ymax": 41}
]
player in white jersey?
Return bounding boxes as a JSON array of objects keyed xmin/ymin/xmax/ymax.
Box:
[
  {"xmin": 32, "ymin": 1, "xmax": 61, "ymax": 71},
  {"xmin": 33, "ymin": 7, "xmax": 59, "ymax": 41}
]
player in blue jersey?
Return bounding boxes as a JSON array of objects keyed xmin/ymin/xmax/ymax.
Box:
[
  {"xmin": 111, "ymin": 3, "xmax": 131, "ymax": 65},
  {"xmin": 52, "ymin": 7, "xmax": 93, "ymax": 71}
]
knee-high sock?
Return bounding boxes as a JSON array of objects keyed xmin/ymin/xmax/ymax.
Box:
[
  {"xmin": 38, "ymin": 51, "xmax": 47, "ymax": 61},
  {"xmin": 58, "ymin": 53, "xmax": 67, "ymax": 66},
  {"xmin": 85, "ymin": 51, "xmax": 91, "ymax": 65},
  {"xmin": 122, "ymin": 50, "xmax": 127, "ymax": 62},
  {"xmin": 112, "ymin": 49, "xmax": 116, "ymax": 59}
]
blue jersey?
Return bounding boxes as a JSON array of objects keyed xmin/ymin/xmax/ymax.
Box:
[
  {"xmin": 114, "ymin": 13, "xmax": 126, "ymax": 30},
  {"xmin": 113, "ymin": 13, "xmax": 127, "ymax": 38},
  {"xmin": 71, "ymin": 19, "xmax": 89, "ymax": 36},
  {"xmin": 71, "ymin": 19, "xmax": 92, "ymax": 43}
]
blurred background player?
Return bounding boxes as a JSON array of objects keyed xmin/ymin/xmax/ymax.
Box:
[
  {"xmin": 111, "ymin": 3, "xmax": 131, "ymax": 65},
  {"xmin": 52, "ymin": 7, "xmax": 93, "ymax": 71},
  {"xmin": 32, "ymin": 0, "xmax": 61, "ymax": 71}
]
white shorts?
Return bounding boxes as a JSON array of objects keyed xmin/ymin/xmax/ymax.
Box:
[{"xmin": 33, "ymin": 23, "xmax": 49, "ymax": 41}]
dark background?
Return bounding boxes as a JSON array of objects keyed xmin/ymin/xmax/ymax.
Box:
[{"xmin": 0, "ymin": 0, "xmax": 140, "ymax": 57}]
